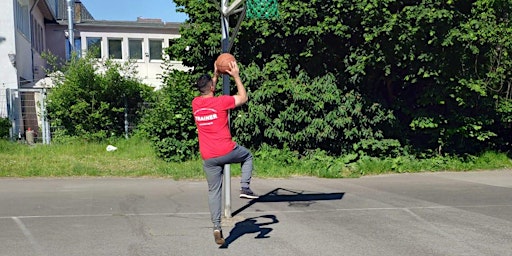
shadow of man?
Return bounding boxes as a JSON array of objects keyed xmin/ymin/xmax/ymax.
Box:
[
  {"xmin": 220, "ymin": 215, "xmax": 279, "ymax": 248},
  {"xmin": 232, "ymin": 188, "xmax": 344, "ymax": 217}
]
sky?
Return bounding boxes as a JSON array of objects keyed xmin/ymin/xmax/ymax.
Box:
[{"xmin": 79, "ymin": 0, "xmax": 188, "ymax": 22}]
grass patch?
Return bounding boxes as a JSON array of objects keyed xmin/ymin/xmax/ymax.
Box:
[
  {"xmin": 1, "ymin": 138, "xmax": 511, "ymax": 179},
  {"xmin": 353, "ymin": 152, "xmax": 512, "ymax": 177},
  {"xmin": 0, "ymin": 137, "xmax": 202, "ymax": 179}
]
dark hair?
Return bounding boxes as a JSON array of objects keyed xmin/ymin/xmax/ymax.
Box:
[{"xmin": 196, "ymin": 74, "xmax": 212, "ymax": 94}]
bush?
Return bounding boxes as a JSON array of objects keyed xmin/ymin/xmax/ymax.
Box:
[
  {"xmin": 46, "ymin": 54, "xmax": 153, "ymax": 141},
  {"xmin": 233, "ymin": 58, "xmax": 402, "ymax": 158},
  {"xmin": 145, "ymin": 57, "xmax": 402, "ymax": 162},
  {"xmin": 0, "ymin": 117, "xmax": 10, "ymax": 139},
  {"xmin": 137, "ymin": 70, "xmax": 198, "ymax": 162}
]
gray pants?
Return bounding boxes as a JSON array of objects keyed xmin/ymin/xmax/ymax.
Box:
[{"xmin": 203, "ymin": 145, "xmax": 253, "ymax": 228}]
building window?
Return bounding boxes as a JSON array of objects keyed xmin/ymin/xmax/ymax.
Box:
[
  {"xmin": 66, "ymin": 38, "xmax": 82, "ymax": 60},
  {"xmin": 128, "ymin": 39, "xmax": 143, "ymax": 60},
  {"xmin": 149, "ymin": 40, "xmax": 163, "ymax": 60},
  {"xmin": 15, "ymin": 0, "xmax": 30, "ymax": 37},
  {"xmin": 31, "ymin": 16, "xmax": 44, "ymax": 54},
  {"xmin": 86, "ymin": 37, "xmax": 102, "ymax": 58},
  {"xmin": 108, "ymin": 38, "xmax": 122, "ymax": 59},
  {"xmin": 38, "ymin": 27, "xmax": 44, "ymax": 52}
]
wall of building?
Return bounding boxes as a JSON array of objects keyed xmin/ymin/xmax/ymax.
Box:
[
  {"xmin": 1, "ymin": 0, "xmax": 190, "ymax": 141},
  {"xmin": 0, "ymin": 0, "xmax": 18, "ymax": 94},
  {"xmin": 14, "ymin": 31, "xmax": 33, "ymax": 83},
  {"xmin": 30, "ymin": 6, "xmax": 50, "ymax": 83},
  {"xmin": 78, "ymin": 27, "xmax": 188, "ymax": 89},
  {"xmin": 45, "ymin": 23, "xmax": 67, "ymax": 60}
]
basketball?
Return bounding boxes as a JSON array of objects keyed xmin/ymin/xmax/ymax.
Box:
[{"xmin": 216, "ymin": 53, "xmax": 236, "ymax": 74}]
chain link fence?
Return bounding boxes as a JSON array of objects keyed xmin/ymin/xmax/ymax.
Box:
[{"xmin": 2, "ymin": 88, "xmax": 145, "ymax": 144}]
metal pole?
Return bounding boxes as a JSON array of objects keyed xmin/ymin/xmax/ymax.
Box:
[
  {"xmin": 221, "ymin": 0, "xmax": 232, "ymax": 219},
  {"xmin": 6, "ymin": 89, "xmax": 14, "ymax": 141},
  {"xmin": 124, "ymin": 96, "xmax": 129, "ymax": 139},
  {"xmin": 67, "ymin": 0, "xmax": 74, "ymax": 52},
  {"xmin": 40, "ymin": 89, "xmax": 46, "ymax": 144},
  {"xmin": 42, "ymin": 88, "xmax": 50, "ymax": 144}
]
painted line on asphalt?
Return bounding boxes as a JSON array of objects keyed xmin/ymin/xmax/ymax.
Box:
[
  {"xmin": 0, "ymin": 212, "xmax": 211, "ymax": 219},
  {"xmin": 1, "ymin": 204, "xmax": 510, "ymax": 220},
  {"xmin": 12, "ymin": 217, "xmax": 46, "ymax": 256}
]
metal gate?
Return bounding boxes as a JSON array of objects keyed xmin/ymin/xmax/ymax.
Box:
[{"xmin": 2, "ymin": 88, "xmax": 51, "ymax": 144}]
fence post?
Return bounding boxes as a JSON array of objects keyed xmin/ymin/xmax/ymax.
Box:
[{"xmin": 41, "ymin": 88, "xmax": 50, "ymax": 144}]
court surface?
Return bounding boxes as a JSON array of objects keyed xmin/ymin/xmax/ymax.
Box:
[{"xmin": 1, "ymin": 170, "xmax": 511, "ymax": 256}]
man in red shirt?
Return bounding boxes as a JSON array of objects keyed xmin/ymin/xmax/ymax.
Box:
[{"xmin": 192, "ymin": 60, "xmax": 258, "ymax": 245}]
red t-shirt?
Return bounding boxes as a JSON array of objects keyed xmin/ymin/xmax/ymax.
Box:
[{"xmin": 192, "ymin": 95, "xmax": 236, "ymax": 159}]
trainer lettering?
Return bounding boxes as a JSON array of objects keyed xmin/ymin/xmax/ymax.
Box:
[{"xmin": 195, "ymin": 113, "xmax": 218, "ymax": 122}]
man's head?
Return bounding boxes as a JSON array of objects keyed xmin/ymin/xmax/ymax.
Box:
[{"xmin": 196, "ymin": 74, "xmax": 214, "ymax": 95}]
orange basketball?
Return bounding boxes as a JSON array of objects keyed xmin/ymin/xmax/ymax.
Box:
[{"xmin": 216, "ymin": 53, "xmax": 236, "ymax": 74}]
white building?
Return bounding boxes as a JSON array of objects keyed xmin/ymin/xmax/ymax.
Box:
[
  {"xmin": 0, "ymin": 0, "xmax": 59, "ymax": 141},
  {"xmin": 0, "ymin": 0, "xmax": 186, "ymax": 141},
  {"xmin": 47, "ymin": 16, "xmax": 187, "ymax": 89}
]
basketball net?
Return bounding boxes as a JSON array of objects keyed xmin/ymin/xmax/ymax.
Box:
[{"xmin": 245, "ymin": 0, "xmax": 280, "ymax": 19}]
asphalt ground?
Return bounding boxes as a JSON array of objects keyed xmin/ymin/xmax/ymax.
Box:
[{"xmin": 0, "ymin": 170, "xmax": 511, "ymax": 256}]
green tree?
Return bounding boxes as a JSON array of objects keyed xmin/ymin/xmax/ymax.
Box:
[
  {"xmin": 167, "ymin": 0, "xmax": 402, "ymax": 159},
  {"xmin": 46, "ymin": 55, "xmax": 153, "ymax": 141},
  {"xmin": 344, "ymin": 0, "xmax": 512, "ymax": 154},
  {"xmin": 137, "ymin": 68, "xmax": 198, "ymax": 162},
  {"xmin": 0, "ymin": 117, "xmax": 10, "ymax": 139},
  {"xmin": 166, "ymin": 0, "xmax": 512, "ymax": 158},
  {"xmin": 234, "ymin": 58, "xmax": 401, "ymax": 157}
]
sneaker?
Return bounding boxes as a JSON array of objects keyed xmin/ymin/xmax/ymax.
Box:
[
  {"xmin": 213, "ymin": 229, "xmax": 225, "ymax": 245},
  {"xmin": 240, "ymin": 187, "xmax": 259, "ymax": 199}
]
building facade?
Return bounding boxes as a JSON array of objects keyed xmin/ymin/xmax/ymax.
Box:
[
  {"xmin": 47, "ymin": 17, "xmax": 186, "ymax": 89},
  {"xmin": 0, "ymin": 0, "xmax": 186, "ymax": 142},
  {"xmin": 0, "ymin": 0, "xmax": 59, "ymax": 141}
]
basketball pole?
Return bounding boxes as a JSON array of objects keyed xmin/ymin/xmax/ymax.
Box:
[
  {"xmin": 221, "ymin": 6, "xmax": 232, "ymax": 219},
  {"xmin": 220, "ymin": 0, "xmax": 245, "ymax": 219}
]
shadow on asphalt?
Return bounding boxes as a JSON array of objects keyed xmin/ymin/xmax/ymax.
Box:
[
  {"xmin": 231, "ymin": 188, "xmax": 345, "ymax": 217},
  {"xmin": 220, "ymin": 188, "xmax": 344, "ymax": 248},
  {"xmin": 220, "ymin": 215, "xmax": 279, "ymax": 248}
]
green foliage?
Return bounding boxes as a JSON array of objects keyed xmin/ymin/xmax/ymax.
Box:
[
  {"xmin": 168, "ymin": 0, "xmax": 221, "ymax": 73},
  {"xmin": 46, "ymin": 54, "xmax": 153, "ymax": 141},
  {"xmin": 252, "ymin": 145, "xmax": 354, "ymax": 178},
  {"xmin": 348, "ymin": 0, "xmax": 512, "ymax": 154},
  {"xmin": 166, "ymin": 0, "xmax": 512, "ymax": 159},
  {"xmin": 354, "ymin": 151, "xmax": 512, "ymax": 176},
  {"xmin": 0, "ymin": 117, "xmax": 10, "ymax": 139},
  {"xmin": 137, "ymin": 70, "xmax": 198, "ymax": 162},
  {"xmin": 0, "ymin": 139, "xmax": 510, "ymax": 178},
  {"xmin": 0, "ymin": 136, "xmax": 187, "ymax": 177},
  {"xmin": 443, "ymin": 0, "xmax": 512, "ymax": 152},
  {"xmin": 233, "ymin": 59, "xmax": 401, "ymax": 157}
]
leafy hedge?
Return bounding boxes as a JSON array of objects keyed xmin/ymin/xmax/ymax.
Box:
[
  {"xmin": 164, "ymin": 0, "xmax": 512, "ymax": 159},
  {"xmin": 0, "ymin": 117, "xmax": 10, "ymax": 139},
  {"xmin": 137, "ymin": 70, "xmax": 198, "ymax": 162},
  {"xmin": 233, "ymin": 57, "xmax": 401, "ymax": 158},
  {"xmin": 139, "ymin": 59, "xmax": 402, "ymax": 162},
  {"xmin": 46, "ymin": 55, "xmax": 152, "ymax": 141}
]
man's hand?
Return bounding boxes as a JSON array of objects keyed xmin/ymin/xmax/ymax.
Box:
[
  {"xmin": 225, "ymin": 61, "xmax": 247, "ymax": 107},
  {"xmin": 225, "ymin": 61, "xmax": 240, "ymax": 78}
]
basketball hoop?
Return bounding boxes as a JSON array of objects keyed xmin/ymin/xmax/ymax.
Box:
[{"xmin": 246, "ymin": 0, "xmax": 280, "ymax": 19}]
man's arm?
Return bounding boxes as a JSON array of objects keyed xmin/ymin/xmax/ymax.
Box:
[
  {"xmin": 225, "ymin": 61, "xmax": 248, "ymax": 107},
  {"xmin": 212, "ymin": 61, "xmax": 219, "ymax": 85}
]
